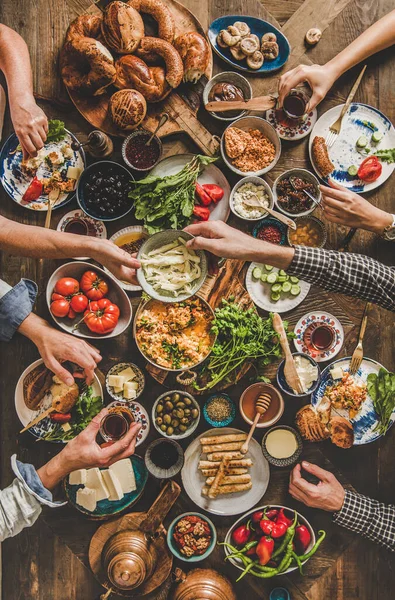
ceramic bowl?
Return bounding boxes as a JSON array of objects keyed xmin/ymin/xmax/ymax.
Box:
[
  {"xmin": 105, "ymin": 362, "xmax": 145, "ymax": 402},
  {"xmin": 261, "ymin": 425, "xmax": 303, "ymax": 467},
  {"xmin": 273, "ymin": 168, "xmax": 321, "ymax": 217},
  {"xmin": 136, "ymin": 229, "xmax": 208, "ymax": 302},
  {"xmin": 46, "ymin": 261, "xmax": 132, "ymax": 340},
  {"xmin": 203, "ymin": 72, "xmax": 252, "ymax": 122},
  {"xmin": 104, "ymin": 225, "xmax": 148, "ymax": 292},
  {"xmin": 152, "ymin": 390, "xmax": 200, "ymax": 440},
  {"xmin": 276, "ymin": 352, "xmax": 321, "ymax": 397},
  {"xmin": 229, "ymin": 176, "xmax": 274, "ymax": 221},
  {"xmin": 252, "ymin": 216, "xmax": 288, "ymax": 245},
  {"xmin": 239, "ymin": 383, "xmax": 284, "ymax": 428},
  {"xmin": 287, "ymin": 215, "xmax": 327, "ymax": 248},
  {"xmin": 203, "ymin": 394, "xmax": 236, "ymax": 427},
  {"xmin": 145, "ymin": 438, "xmax": 184, "ymax": 480},
  {"xmin": 221, "ymin": 116, "xmax": 281, "ymax": 177},
  {"xmin": 122, "ymin": 130, "xmax": 163, "ymax": 172},
  {"xmin": 167, "ymin": 512, "xmax": 217, "ymax": 562}
]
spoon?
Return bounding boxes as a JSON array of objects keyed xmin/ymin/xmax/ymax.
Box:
[
  {"xmin": 289, "ymin": 176, "xmax": 320, "ymax": 207},
  {"xmin": 146, "ymin": 113, "xmax": 169, "ymax": 146},
  {"xmin": 240, "ymin": 393, "xmax": 272, "ymax": 454},
  {"xmin": 241, "ymin": 195, "xmax": 297, "ymax": 230}
]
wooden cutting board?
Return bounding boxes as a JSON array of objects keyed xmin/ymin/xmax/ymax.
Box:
[
  {"xmin": 142, "ymin": 258, "xmax": 254, "ymax": 394},
  {"xmin": 64, "ymin": 0, "xmax": 220, "ymax": 156}
]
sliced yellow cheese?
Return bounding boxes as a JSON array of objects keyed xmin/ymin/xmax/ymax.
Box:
[
  {"xmin": 113, "ymin": 385, "xmax": 124, "ymax": 394},
  {"xmin": 117, "ymin": 367, "xmax": 136, "ymax": 381},
  {"xmin": 330, "ymin": 366, "xmax": 344, "ymax": 380},
  {"xmin": 62, "ymin": 422, "xmax": 72, "ymax": 432},
  {"xmin": 108, "ymin": 374, "xmax": 126, "ymax": 388},
  {"xmin": 67, "ymin": 166, "xmax": 82, "ymax": 180}
]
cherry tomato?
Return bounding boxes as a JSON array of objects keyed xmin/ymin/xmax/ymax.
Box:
[
  {"xmin": 70, "ymin": 293, "xmax": 89, "ymax": 313},
  {"xmin": 83, "ymin": 298, "xmax": 120, "ymax": 334},
  {"xmin": 54, "ymin": 277, "xmax": 80, "ymax": 297},
  {"xmin": 80, "ymin": 270, "xmax": 109, "ymax": 300},
  {"xmin": 50, "ymin": 298, "xmax": 70, "ymax": 318},
  {"xmin": 357, "ymin": 156, "xmax": 382, "ymax": 182}
]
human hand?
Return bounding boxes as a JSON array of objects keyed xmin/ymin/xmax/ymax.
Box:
[
  {"xmin": 184, "ymin": 221, "xmax": 260, "ymax": 259},
  {"xmin": 10, "ymin": 96, "xmax": 48, "ymax": 159},
  {"xmin": 278, "ymin": 64, "xmax": 337, "ymax": 112},
  {"xmin": 289, "ymin": 461, "xmax": 345, "ymax": 512},
  {"xmin": 91, "ymin": 239, "xmax": 140, "ymax": 285},
  {"xmin": 321, "ymin": 182, "xmax": 392, "ymax": 234}
]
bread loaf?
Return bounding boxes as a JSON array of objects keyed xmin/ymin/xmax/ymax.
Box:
[
  {"xmin": 61, "ymin": 37, "xmax": 116, "ymax": 96},
  {"xmin": 173, "ymin": 32, "xmax": 210, "ymax": 83},
  {"xmin": 295, "ymin": 405, "xmax": 330, "ymax": 442},
  {"xmin": 102, "ymin": 1, "xmax": 144, "ymax": 54},
  {"xmin": 109, "ymin": 89, "xmax": 147, "ymax": 130},
  {"xmin": 115, "ymin": 55, "xmax": 171, "ymax": 103}
]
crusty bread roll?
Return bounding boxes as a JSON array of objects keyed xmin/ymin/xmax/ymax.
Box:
[
  {"xmin": 127, "ymin": 0, "xmax": 175, "ymax": 43},
  {"xmin": 23, "ymin": 364, "xmax": 53, "ymax": 410},
  {"xmin": 61, "ymin": 37, "xmax": 116, "ymax": 96},
  {"xmin": 329, "ymin": 416, "xmax": 354, "ymax": 449},
  {"xmin": 66, "ymin": 15, "xmax": 103, "ymax": 42},
  {"xmin": 115, "ymin": 55, "xmax": 171, "ymax": 103},
  {"xmin": 109, "ymin": 89, "xmax": 147, "ymax": 130},
  {"xmin": 173, "ymin": 32, "xmax": 210, "ymax": 83},
  {"xmin": 137, "ymin": 37, "xmax": 183, "ymax": 89},
  {"xmin": 102, "ymin": 1, "xmax": 144, "ymax": 54},
  {"xmin": 50, "ymin": 376, "xmax": 79, "ymax": 413},
  {"xmin": 295, "ymin": 405, "xmax": 330, "ymax": 442}
]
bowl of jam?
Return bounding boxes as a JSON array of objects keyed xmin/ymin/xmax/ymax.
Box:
[
  {"xmin": 273, "ymin": 169, "xmax": 321, "ymax": 217},
  {"xmin": 122, "ymin": 130, "xmax": 162, "ymax": 172},
  {"xmin": 203, "ymin": 71, "xmax": 252, "ymax": 121}
]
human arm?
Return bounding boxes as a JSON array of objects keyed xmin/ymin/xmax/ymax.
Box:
[
  {"xmin": 0, "ymin": 23, "xmax": 48, "ymax": 158},
  {"xmin": 278, "ymin": 9, "xmax": 395, "ymax": 111},
  {"xmin": 289, "ymin": 462, "xmax": 395, "ymax": 552}
]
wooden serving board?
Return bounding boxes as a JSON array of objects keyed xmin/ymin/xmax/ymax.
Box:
[
  {"xmin": 64, "ymin": 0, "xmax": 219, "ymax": 156},
  {"xmin": 143, "ymin": 258, "xmax": 254, "ymax": 394}
]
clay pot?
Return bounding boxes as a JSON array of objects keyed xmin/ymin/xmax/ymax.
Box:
[{"xmin": 171, "ymin": 567, "xmax": 237, "ymax": 600}]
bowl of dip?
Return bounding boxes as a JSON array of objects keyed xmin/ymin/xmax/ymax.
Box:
[
  {"xmin": 262, "ymin": 426, "xmax": 303, "ymax": 467},
  {"xmin": 240, "ymin": 383, "xmax": 284, "ymax": 428},
  {"xmin": 203, "ymin": 71, "xmax": 252, "ymax": 122},
  {"xmin": 230, "ymin": 176, "xmax": 274, "ymax": 221},
  {"xmin": 122, "ymin": 130, "xmax": 163, "ymax": 172},
  {"xmin": 276, "ymin": 352, "xmax": 320, "ymax": 397}
]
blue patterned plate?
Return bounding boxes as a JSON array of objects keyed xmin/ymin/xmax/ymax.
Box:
[
  {"xmin": 311, "ymin": 357, "xmax": 394, "ymax": 445},
  {"xmin": 208, "ymin": 16, "xmax": 290, "ymax": 74},
  {"xmin": 309, "ymin": 103, "xmax": 395, "ymax": 193},
  {"xmin": 64, "ymin": 455, "xmax": 148, "ymax": 519},
  {"xmin": 0, "ymin": 130, "xmax": 85, "ymax": 210}
]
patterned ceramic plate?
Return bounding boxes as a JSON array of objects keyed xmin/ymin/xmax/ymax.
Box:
[
  {"xmin": 57, "ymin": 209, "xmax": 107, "ymax": 260},
  {"xmin": 105, "ymin": 400, "xmax": 150, "ymax": 447},
  {"xmin": 309, "ymin": 103, "xmax": 395, "ymax": 193},
  {"xmin": 105, "ymin": 362, "xmax": 145, "ymax": 402},
  {"xmin": 15, "ymin": 359, "xmax": 103, "ymax": 443},
  {"xmin": 311, "ymin": 357, "xmax": 394, "ymax": 445},
  {"xmin": 266, "ymin": 108, "xmax": 317, "ymax": 140},
  {"xmin": 64, "ymin": 455, "xmax": 148, "ymax": 519},
  {"xmin": 293, "ymin": 311, "xmax": 344, "ymax": 362},
  {"xmin": 0, "ymin": 130, "xmax": 85, "ymax": 210},
  {"xmin": 246, "ymin": 262, "xmax": 310, "ymax": 314},
  {"xmin": 104, "ymin": 226, "xmax": 148, "ymax": 291}
]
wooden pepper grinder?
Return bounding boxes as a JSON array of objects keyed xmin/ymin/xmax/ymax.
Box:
[{"xmin": 86, "ymin": 130, "xmax": 114, "ymax": 158}]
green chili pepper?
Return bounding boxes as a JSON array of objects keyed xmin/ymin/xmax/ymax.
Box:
[
  {"xmin": 296, "ymin": 530, "xmax": 326, "ymax": 561},
  {"xmin": 272, "ymin": 511, "xmax": 297, "ymax": 559},
  {"xmin": 292, "ymin": 551, "xmax": 304, "ymax": 575},
  {"xmin": 236, "ymin": 561, "xmax": 256, "ymax": 582}
]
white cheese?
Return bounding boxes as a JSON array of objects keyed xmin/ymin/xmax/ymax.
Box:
[
  {"xmin": 76, "ymin": 487, "xmax": 96, "ymax": 512},
  {"xmin": 117, "ymin": 367, "xmax": 136, "ymax": 381},
  {"xmin": 330, "ymin": 366, "xmax": 344, "ymax": 380},
  {"xmin": 109, "ymin": 459, "xmax": 136, "ymax": 494},
  {"xmin": 86, "ymin": 467, "xmax": 110, "ymax": 501},
  {"xmin": 66, "ymin": 166, "xmax": 82, "ymax": 179},
  {"xmin": 113, "ymin": 385, "xmax": 124, "ymax": 394},
  {"xmin": 108, "ymin": 374, "xmax": 126, "ymax": 388},
  {"xmin": 69, "ymin": 469, "xmax": 87, "ymax": 486},
  {"xmin": 61, "ymin": 422, "xmax": 72, "ymax": 432},
  {"xmin": 102, "ymin": 469, "xmax": 124, "ymax": 502},
  {"xmin": 123, "ymin": 383, "xmax": 137, "ymax": 400},
  {"xmin": 293, "ymin": 356, "xmax": 318, "ymax": 393}
]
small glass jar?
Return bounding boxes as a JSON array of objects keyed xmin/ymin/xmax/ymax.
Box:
[{"xmin": 100, "ymin": 402, "xmax": 135, "ymax": 442}]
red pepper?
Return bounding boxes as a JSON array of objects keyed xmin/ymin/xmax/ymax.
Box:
[
  {"xmin": 294, "ymin": 525, "xmax": 311, "ymax": 554},
  {"xmin": 256, "ymin": 536, "xmax": 274, "ymax": 565},
  {"xmin": 245, "ymin": 535, "xmax": 258, "ymax": 556},
  {"xmin": 231, "ymin": 524, "xmax": 250, "ymax": 546},
  {"xmin": 202, "ymin": 183, "xmax": 224, "ymax": 203},
  {"xmin": 251, "ymin": 510, "xmax": 265, "ymax": 524},
  {"xmin": 357, "ymin": 156, "xmax": 382, "ymax": 182},
  {"xmin": 260, "ymin": 519, "xmax": 288, "ymax": 538},
  {"xmin": 195, "ymin": 182, "xmax": 212, "ymax": 206},
  {"xmin": 50, "ymin": 412, "xmax": 72, "ymax": 423},
  {"xmin": 276, "ymin": 508, "xmax": 294, "ymax": 528},
  {"xmin": 22, "ymin": 176, "xmax": 43, "ymax": 202},
  {"xmin": 265, "ymin": 509, "xmax": 279, "ymax": 520},
  {"xmin": 193, "ymin": 205, "xmax": 210, "ymax": 221}
]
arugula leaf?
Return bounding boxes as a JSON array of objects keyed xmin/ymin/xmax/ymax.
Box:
[
  {"xmin": 375, "ymin": 148, "xmax": 395, "ymax": 164},
  {"xmin": 46, "ymin": 120, "xmax": 67, "ymax": 143}
]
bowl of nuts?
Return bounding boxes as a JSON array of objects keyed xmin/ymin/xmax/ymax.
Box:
[{"xmin": 152, "ymin": 390, "xmax": 200, "ymax": 440}]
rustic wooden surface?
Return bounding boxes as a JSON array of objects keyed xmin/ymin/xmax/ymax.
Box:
[{"xmin": 0, "ymin": 0, "xmax": 394, "ymax": 598}]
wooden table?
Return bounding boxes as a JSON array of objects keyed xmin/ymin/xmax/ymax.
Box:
[{"xmin": 0, "ymin": 0, "xmax": 394, "ymax": 598}]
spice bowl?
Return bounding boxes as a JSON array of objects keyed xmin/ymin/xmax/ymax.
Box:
[
  {"xmin": 273, "ymin": 168, "xmax": 321, "ymax": 218},
  {"xmin": 144, "ymin": 438, "xmax": 184, "ymax": 480},
  {"xmin": 252, "ymin": 217, "xmax": 288, "ymax": 245},
  {"xmin": 287, "ymin": 215, "xmax": 327, "ymax": 248},
  {"xmin": 152, "ymin": 390, "xmax": 200, "ymax": 440},
  {"xmin": 229, "ymin": 176, "xmax": 274, "ymax": 221},
  {"xmin": 276, "ymin": 352, "xmax": 321, "ymax": 397},
  {"xmin": 261, "ymin": 426, "xmax": 303, "ymax": 468},
  {"xmin": 203, "ymin": 71, "xmax": 252, "ymax": 122},
  {"xmin": 203, "ymin": 393, "xmax": 236, "ymax": 427},
  {"xmin": 240, "ymin": 383, "xmax": 284, "ymax": 428},
  {"xmin": 122, "ymin": 129, "xmax": 163, "ymax": 172},
  {"xmin": 167, "ymin": 512, "xmax": 217, "ymax": 562}
]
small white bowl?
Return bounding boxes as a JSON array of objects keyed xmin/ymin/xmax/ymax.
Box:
[
  {"xmin": 152, "ymin": 390, "xmax": 200, "ymax": 440},
  {"xmin": 230, "ymin": 176, "xmax": 274, "ymax": 221},
  {"xmin": 221, "ymin": 116, "xmax": 281, "ymax": 177},
  {"xmin": 273, "ymin": 168, "xmax": 321, "ymax": 217},
  {"xmin": 203, "ymin": 72, "xmax": 252, "ymax": 122}
]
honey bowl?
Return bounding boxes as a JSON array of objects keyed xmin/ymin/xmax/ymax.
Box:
[{"xmin": 239, "ymin": 383, "xmax": 284, "ymax": 428}]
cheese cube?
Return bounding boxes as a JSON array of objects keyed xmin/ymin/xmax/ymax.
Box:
[
  {"xmin": 76, "ymin": 487, "xmax": 96, "ymax": 512},
  {"xmin": 66, "ymin": 166, "xmax": 82, "ymax": 179},
  {"xmin": 62, "ymin": 422, "xmax": 72, "ymax": 433},
  {"xmin": 113, "ymin": 385, "xmax": 124, "ymax": 394},
  {"xmin": 108, "ymin": 375, "xmax": 126, "ymax": 388},
  {"xmin": 86, "ymin": 468, "xmax": 110, "ymax": 501},
  {"xmin": 102, "ymin": 469, "xmax": 124, "ymax": 502},
  {"xmin": 123, "ymin": 382, "xmax": 137, "ymax": 400},
  {"xmin": 109, "ymin": 459, "xmax": 136, "ymax": 494},
  {"xmin": 117, "ymin": 367, "xmax": 136, "ymax": 381},
  {"xmin": 69, "ymin": 469, "xmax": 87, "ymax": 486},
  {"xmin": 330, "ymin": 366, "xmax": 344, "ymax": 380}
]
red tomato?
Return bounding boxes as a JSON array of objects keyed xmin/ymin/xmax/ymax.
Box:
[
  {"xmin": 80, "ymin": 270, "xmax": 109, "ymax": 300},
  {"xmin": 83, "ymin": 298, "xmax": 120, "ymax": 334},
  {"xmin": 70, "ymin": 293, "xmax": 89, "ymax": 313},
  {"xmin": 50, "ymin": 298, "xmax": 70, "ymax": 318},
  {"xmin": 54, "ymin": 277, "xmax": 80, "ymax": 297},
  {"xmin": 51, "ymin": 292, "xmax": 65, "ymax": 301},
  {"xmin": 22, "ymin": 176, "xmax": 43, "ymax": 202},
  {"xmin": 67, "ymin": 307, "xmax": 77, "ymax": 319},
  {"xmin": 357, "ymin": 156, "xmax": 382, "ymax": 182}
]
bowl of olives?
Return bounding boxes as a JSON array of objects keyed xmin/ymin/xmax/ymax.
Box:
[
  {"xmin": 76, "ymin": 161, "xmax": 134, "ymax": 221},
  {"xmin": 152, "ymin": 390, "xmax": 200, "ymax": 440}
]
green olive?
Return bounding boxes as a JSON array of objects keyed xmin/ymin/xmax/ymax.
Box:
[
  {"xmin": 184, "ymin": 397, "xmax": 192, "ymax": 405},
  {"xmin": 179, "ymin": 424, "xmax": 187, "ymax": 432},
  {"xmin": 156, "ymin": 404, "xmax": 164, "ymax": 414},
  {"xmin": 184, "ymin": 408, "xmax": 191, "ymax": 416},
  {"xmin": 191, "ymin": 408, "xmax": 199, "ymax": 419},
  {"xmin": 172, "ymin": 393, "xmax": 181, "ymax": 402},
  {"xmin": 165, "ymin": 401, "xmax": 174, "ymax": 411},
  {"xmin": 164, "ymin": 396, "xmax": 171, "ymax": 403},
  {"xmin": 172, "ymin": 409, "xmax": 178, "ymax": 418},
  {"xmin": 180, "ymin": 417, "xmax": 189, "ymax": 425},
  {"xmin": 163, "ymin": 414, "xmax": 171, "ymax": 425},
  {"xmin": 166, "ymin": 426, "xmax": 174, "ymax": 436},
  {"xmin": 175, "ymin": 408, "xmax": 184, "ymax": 419},
  {"xmin": 155, "ymin": 417, "xmax": 163, "ymax": 426},
  {"xmin": 160, "ymin": 424, "xmax": 167, "ymax": 432},
  {"xmin": 171, "ymin": 418, "xmax": 180, "ymax": 428},
  {"xmin": 176, "ymin": 401, "xmax": 186, "ymax": 409}
]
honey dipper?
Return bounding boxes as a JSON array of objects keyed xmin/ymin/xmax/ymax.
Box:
[{"xmin": 240, "ymin": 392, "xmax": 272, "ymax": 454}]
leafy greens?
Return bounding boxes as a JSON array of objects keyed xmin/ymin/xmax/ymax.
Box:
[
  {"xmin": 367, "ymin": 368, "xmax": 395, "ymax": 436},
  {"xmin": 375, "ymin": 148, "xmax": 395, "ymax": 164},
  {"xmin": 46, "ymin": 119, "xmax": 67, "ymax": 143}
]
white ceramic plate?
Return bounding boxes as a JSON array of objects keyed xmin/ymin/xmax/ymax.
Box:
[
  {"xmin": 149, "ymin": 154, "xmax": 231, "ymax": 223},
  {"xmin": 309, "ymin": 103, "xmax": 395, "ymax": 193},
  {"xmin": 57, "ymin": 209, "xmax": 107, "ymax": 261},
  {"xmin": 246, "ymin": 262, "xmax": 310, "ymax": 314},
  {"xmin": 181, "ymin": 427, "xmax": 270, "ymax": 516},
  {"xmin": 15, "ymin": 359, "xmax": 103, "ymax": 442},
  {"xmin": 104, "ymin": 226, "xmax": 148, "ymax": 291},
  {"xmin": 293, "ymin": 311, "xmax": 344, "ymax": 362}
]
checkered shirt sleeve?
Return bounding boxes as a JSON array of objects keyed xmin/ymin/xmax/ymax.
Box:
[
  {"xmin": 287, "ymin": 246, "xmax": 395, "ymax": 312},
  {"xmin": 333, "ymin": 489, "xmax": 395, "ymax": 552}
]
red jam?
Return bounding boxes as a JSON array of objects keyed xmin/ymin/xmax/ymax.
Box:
[
  {"xmin": 257, "ymin": 224, "xmax": 282, "ymax": 244},
  {"xmin": 125, "ymin": 133, "xmax": 161, "ymax": 170}
]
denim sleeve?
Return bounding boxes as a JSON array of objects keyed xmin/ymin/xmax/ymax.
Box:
[{"xmin": 0, "ymin": 278, "xmax": 38, "ymax": 342}]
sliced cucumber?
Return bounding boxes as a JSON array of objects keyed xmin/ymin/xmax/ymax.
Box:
[
  {"xmin": 348, "ymin": 165, "xmax": 358, "ymax": 177},
  {"xmin": 356, "ymin": 135, "xmax": 368, "ymax": 148},
  {"xmin": 277, "ymin": 275, "xmax": 287, "ymax": 283},
  {"xmin": 371, "ymin": 131, "xmax": 383, "ymax": 143},
  {"xmin": 252, "ymin": 267, "xmax": 262, "ymax": 279},
  {"xmin": 267, "ymin": 272, "xmax": 278, "ymax": 284},
  {"xmin": 260, "ymin": 273, "xmax": 268, "ymax": 283},
  {"xmin": 278, "ymin": 269, "xmax": 287, "ymax": 277},
  {"xmin": 265, "ymin": 264, "xmax": 274, "ymax": 272},
  {"xmin": 282, "ymin": 281, "xmax": 292, "ymax": 293},
  {"xmin": 271, "ymin": 292, "xmax": 281, "ymax": 302},
  {"xmin": 271, "ymin": 283, "xmax": 282, "ymax": 293},
  {"xmin": 290, "ymin": 276, "xmax": 299, "ymax": 284},
  {"xmin": 290, "ymin": 284, "xmax": 301, "ymax": 296}
]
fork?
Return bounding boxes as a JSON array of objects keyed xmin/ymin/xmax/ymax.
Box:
[
  {"xmin": 325, "ymin": 64, "xmax": 367, "ymax": 148},
  {"xmin": 349, "ymin": 302, "xmax": 371, "ymax": 374}
]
